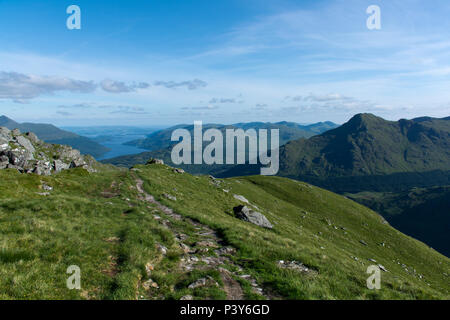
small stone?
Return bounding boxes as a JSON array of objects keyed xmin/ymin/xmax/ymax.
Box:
[
  {"xmin": 42, "ymin": 184, "xmax": 53, "ymax": 191},
  {"xmin": 180, "ymin": 295, "xmax": 193, "ymax": 300},
  {"xmin": 233, "ymin": 194, "xmax": 249, "ymax": 203},
  {"xmin": 162, "ymin": 193, "xmax": 177, "ymax": 201},
  {"xmin": 188, "ymin": 278, "xmax": 207, "ymax": 289},
  {"xmin": 378, "ymin": 264, "xmax": 388, "ymax": 272},
  {"xmin": 156, "ymin": 244, "xmax": 167, "ymax": 255},
  {"xmin": 180, "ymin": 243, "xmax": 191, "ymax": 253},
  {"xmin": 143, "ymin": 279, "xmax": 159, "ymax": 290},
  {"xmin": 145, "ymin": 263, "xmax": 154, "ymax": 275}
]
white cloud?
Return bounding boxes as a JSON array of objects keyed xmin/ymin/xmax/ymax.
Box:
[
  {"xmin": 153, "ymin": 79, "xmax": 207, "ymax": 90},
  {"xmin": 0, "ymin": 71, "xmax": 96, "ymax": 102}
]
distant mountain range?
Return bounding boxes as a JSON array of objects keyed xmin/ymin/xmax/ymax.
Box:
[
  {"xmin": 104, "ymin": 121, "xmax": 338, "ymax": 168},
  {"xmin": 0, "ymin": 115, "xmax": 110, "ymax": 158},
  {"xmin": 124, "ymin": 121, "xmax": 339, "ymax": 151},
  {"xmin": 214, "ymin": 114, "xmax": 450, "ymax": 191}
]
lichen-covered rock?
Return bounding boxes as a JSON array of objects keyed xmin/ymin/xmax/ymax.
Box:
[
  {"xmin": 16, "ymin": 136, "xmax": 35, "ymax": 154},
  {"xmin": 54, "ymin": 160, "xmax": 70, "ymax": 173}
]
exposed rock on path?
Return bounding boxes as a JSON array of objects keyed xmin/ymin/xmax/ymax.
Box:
[{"xmin": 134, "ymin": 175, "xmax": 268, "ymax": 300}]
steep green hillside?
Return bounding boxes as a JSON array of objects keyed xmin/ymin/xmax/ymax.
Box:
[
  {"xmin": 0, "ymin": 116, "xmax": 109, "ymax": 158},
  {"xmin": 279, "ymin": 114, "xmax": 450, "ymax": 179},
  {"xmin": 0, "ymin": 163, "xmax": 448, "ymax": 299},
  {"xmin": 347, "ymin": 186, "xmax": 450, "ymax": 257}
]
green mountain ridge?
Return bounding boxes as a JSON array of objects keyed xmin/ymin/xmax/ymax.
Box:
[
  {"xmin": 0, "ymin": 115, "xmax": 110, "ymax": 158},
  {"xmin": 278, "ymin": 113, "xmax": 450, "ymax": 179}
]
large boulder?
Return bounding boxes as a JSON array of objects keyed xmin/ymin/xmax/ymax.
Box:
[
  {"xmin": 4, "ymin": 150, "xmax": 27, "ymax": 167},
  {"xmin": 233, "ymin": 205, "xmax": 273, "ymax": 229},
  {"xmin": 147, "ymin": 158, "xmax": 164, "ymax": 165},
  {"xmin": 33, "ymin": 161, "xmax": 52, "ymax": 176},
  {"xmin": 25, "ymin": 132, "xmax": 40, "ymax": 144},
  {"xmin": 60, "ymin": 146, "xmax": 81, "ymax": 160},
  {"xmin": 54, "ymin": 160, "xmax": 70, "ymax": 173},
  {"xmin": 0, "ymin": 127, "xmax": 11, "ymax": 139},
  {"xmin": 16, "ymin": 136, "xmax": 35, "ymax": 154}
]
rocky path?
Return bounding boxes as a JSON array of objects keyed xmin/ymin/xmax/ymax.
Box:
[{"xmin": 134, "ymin": 176, "xmax": 267, "ymax": 300}]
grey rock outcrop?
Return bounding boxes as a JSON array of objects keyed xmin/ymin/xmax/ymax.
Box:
[
  {"xmin": 233, "ymin": 205, "xmax": 273, "ymax": 229},
  {"xmin": 0, "ymin": 127, "xmax": 11, "ymax": 138},
  {"xmin": 147, "ymin": 158, "xmax": 164, "ymax": 165},
  {"xmin": 0, "ymin": 126, "xmax": 95, "ymax": 176},
  {"xmin": 16, "ymin": 136, "xmax": 35, "ymax": 154}
]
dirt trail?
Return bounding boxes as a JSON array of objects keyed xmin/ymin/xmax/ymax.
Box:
[{"xmin": 134, "ymin": 176, "xmax": 267, "ymax": 300}]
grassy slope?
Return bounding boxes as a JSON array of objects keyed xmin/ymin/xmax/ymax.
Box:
[
  {"xmin": 347, "ymin": 186, "xmax": 450, "ymax": 257},
  {"xmin": 0, "ymin": 164, "xmax": 448, "ymax": 299}
]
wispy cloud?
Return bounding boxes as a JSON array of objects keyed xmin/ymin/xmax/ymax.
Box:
[
  {"xmin": 100, "ymin": 79, "xmax": 150, "ymax": 93},
  {"xmin": 56, "ymin": 111, "xmax": 73, "ymax": 116},
  {"xmin": 208, "ymin": 97, "xmax": 243, "ymax": 104},
  {"xmin": 109, "ymin": 106, "xmax": 148, "ymax": 114},
  {"xmin": 182, "ymin": 105, "xmax": 219, "ymax": 111},
  {"xmin": 153, "ymin": 79, "xmax": 207, "ymax": 90}
]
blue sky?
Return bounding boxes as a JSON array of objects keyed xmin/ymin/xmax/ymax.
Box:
[{"xmin": 0, "ymin": 0, "xmax": 450, "ymax": 126}]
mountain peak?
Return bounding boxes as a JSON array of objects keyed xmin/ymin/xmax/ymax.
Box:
[
  {"xmin": 0, "ymin": 115, "xmax": 19, "ymax": 127},
  {"xmin": 0, "ymin": 115, "xmax": 12, "ymax": 122},
  {"xmin": 349, "ymin": 113, "xmax": 379, "ymax": 122}
]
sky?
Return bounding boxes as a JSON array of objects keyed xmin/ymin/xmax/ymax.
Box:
[{"xmin": 0, "ymin": 0, "xmax": 450, "ymax": 126}]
